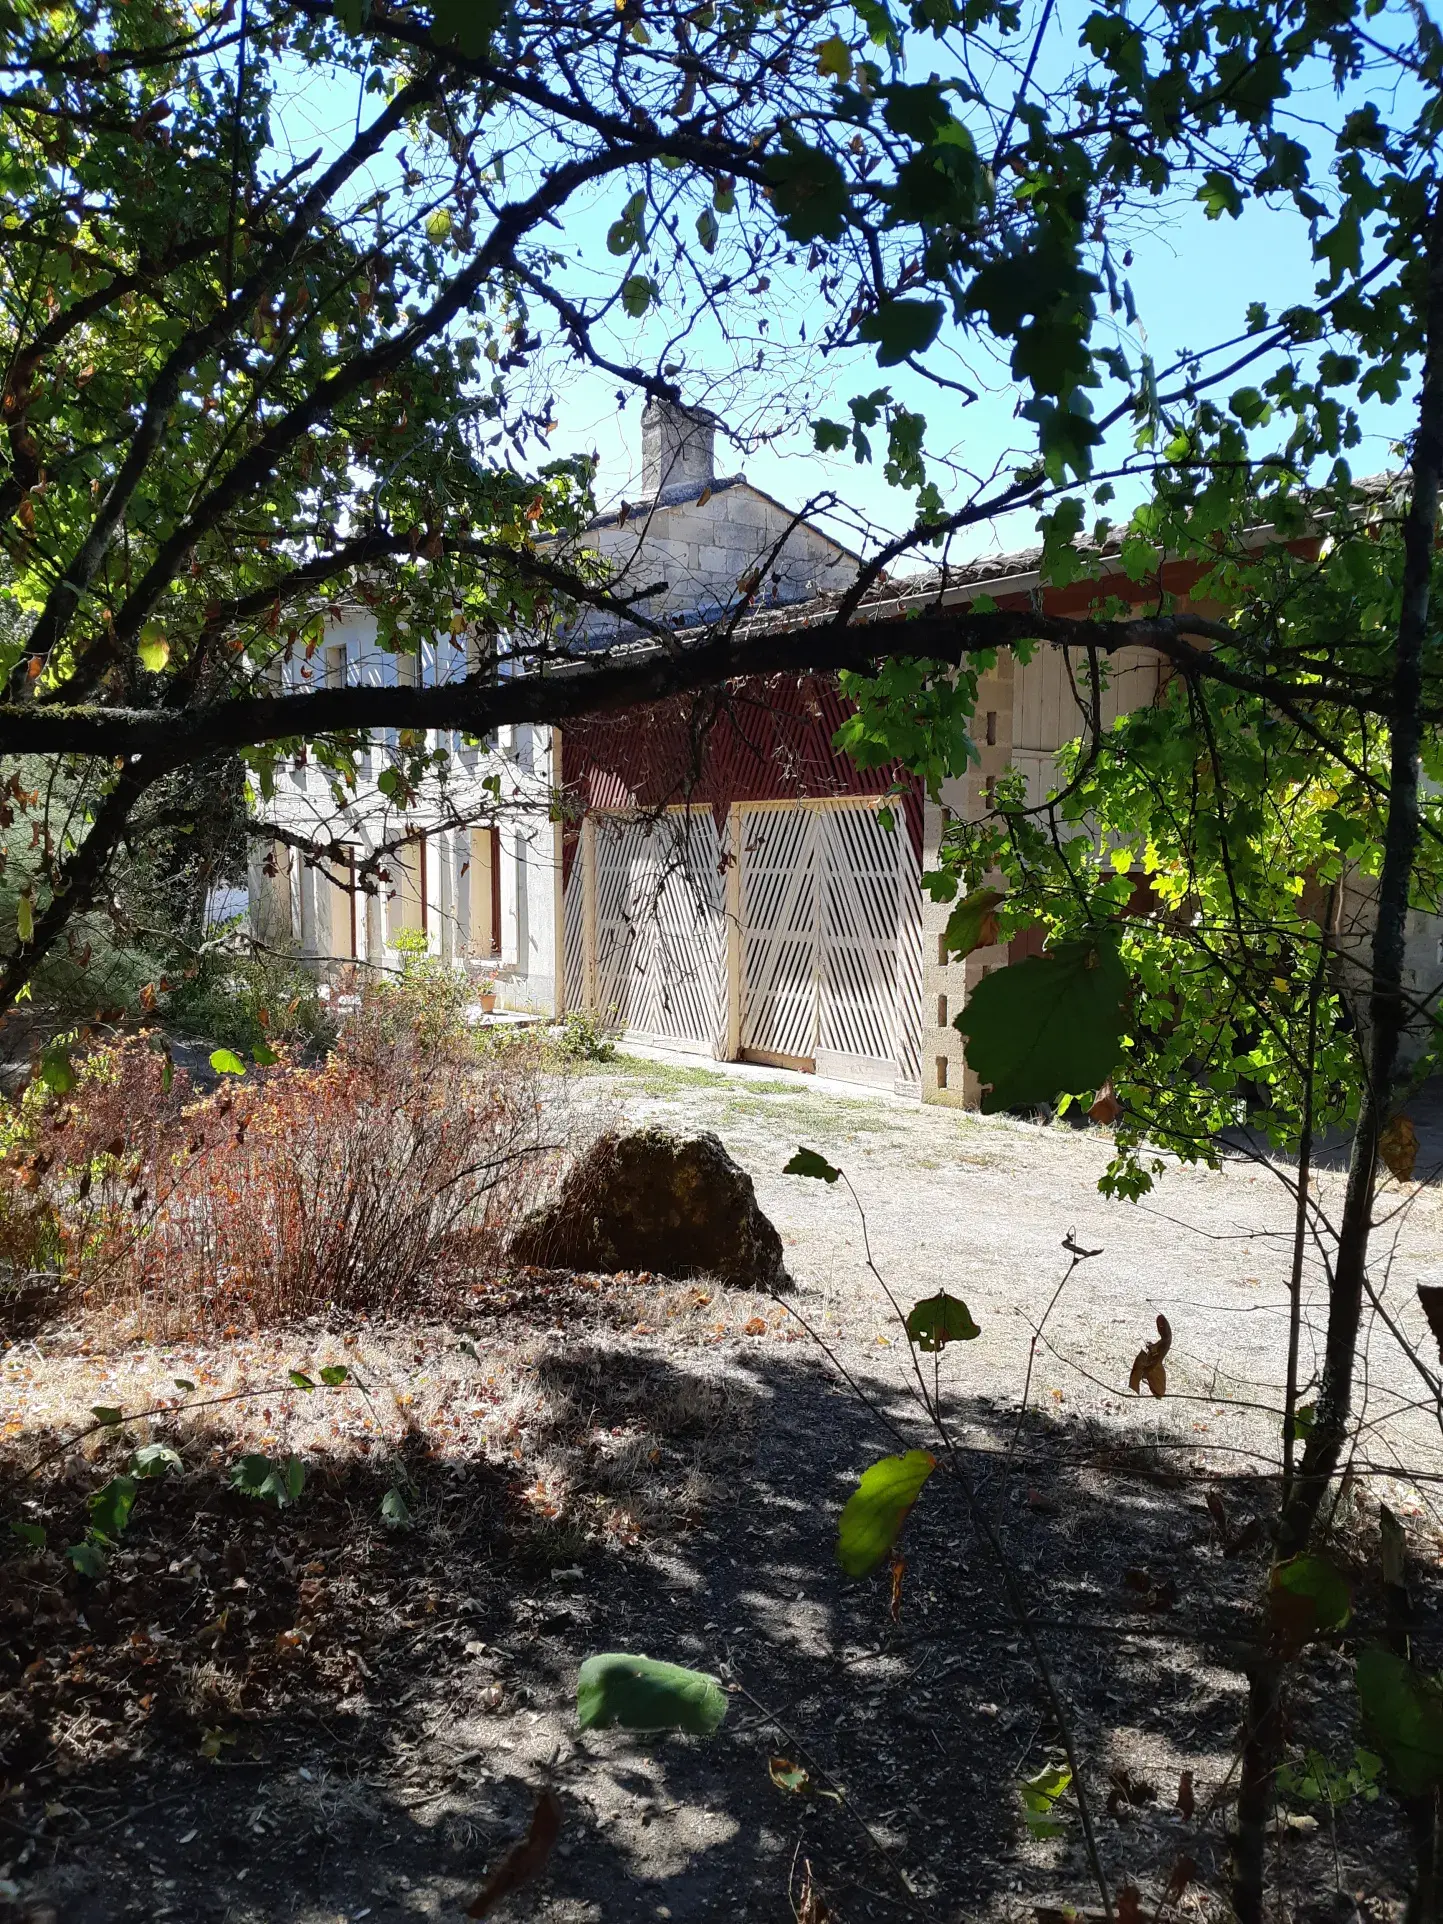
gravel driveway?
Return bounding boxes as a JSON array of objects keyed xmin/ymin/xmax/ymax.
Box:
[{"xmin": 590, "ymin": 1047, "xmax": 1443, "ymax": 1489}]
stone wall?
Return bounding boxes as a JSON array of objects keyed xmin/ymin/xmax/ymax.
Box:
[{"xmin": 920, "ymin": 657, "xmax": 1016, "ymax": 1107}]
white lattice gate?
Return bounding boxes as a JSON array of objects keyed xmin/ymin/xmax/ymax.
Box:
[
  {"xmin": 563, "ymin": 799, "xmax": 921, "ymax": 1092},
  {"xmin": 735, "ymin": 801, "xmax": 921, "ymax": 1091},
  {"xmin": 563, "ymin": 811, "xmax": 723, "ymax": 1053}
]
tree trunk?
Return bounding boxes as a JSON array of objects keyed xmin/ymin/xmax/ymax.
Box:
[{"xmin": 1233, "ymin": 187, "xmax": 1443, "ymax": 1924}]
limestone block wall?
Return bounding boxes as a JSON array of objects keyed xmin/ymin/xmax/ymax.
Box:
[
  {"xmin": 920, "ymin": 656, "xmax": 1015, "ymax": 1108},
  {"xmin": 585, "ymin": 483, "xmax": 857, "ymax": 624}
]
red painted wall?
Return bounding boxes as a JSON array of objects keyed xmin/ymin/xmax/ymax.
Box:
[{"xmin": 560, "ymin": 673, "xmax": 924, "ymax": 883}]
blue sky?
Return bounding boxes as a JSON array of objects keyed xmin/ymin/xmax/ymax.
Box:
[{"xmin": 268, "ymin": 13, "xmax": 1427, "ymax": 573}]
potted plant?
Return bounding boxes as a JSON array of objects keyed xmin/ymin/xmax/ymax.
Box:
[{"xmin": 477, "ymin": 976, "xmax": 497, "ymax": 1014}]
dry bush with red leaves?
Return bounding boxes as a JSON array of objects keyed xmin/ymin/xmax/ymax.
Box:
[{"xmin": 0, "ymin": 1007, "xmax": 565, "ymax": 1336}]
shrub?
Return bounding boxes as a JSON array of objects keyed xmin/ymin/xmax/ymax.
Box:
[
  {"xmin": 0, "ymin": 1002, "xmax": 566, "ymax": 1337},
  {"xmin": 549, "ymin": 1007, "xmax": 617, "ymax": 1062},
  {"xmin": 166, "ymin": 938, "xmax": 340, "ymax": 1056}
]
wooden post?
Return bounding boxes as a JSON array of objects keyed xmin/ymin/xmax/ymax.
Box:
[
  {"xmin": 582, "ymin": 814, "xmax": 598, "ymax": 1015},
  {"xmin": 723, "ymin": 804, "xmax": 742, "ymax": 1060}
]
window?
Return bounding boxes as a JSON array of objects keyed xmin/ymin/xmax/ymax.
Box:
[
  {"xmin": 385, "ymin": 836, "xmax": 426, "ymax": 942},
  {"xmin": 468, "ymin": 825, "xmax": 501, "ymax": 955},
  {"xmin": 327, "ymin": 848, "xmax": 358, "ymax": 959}
]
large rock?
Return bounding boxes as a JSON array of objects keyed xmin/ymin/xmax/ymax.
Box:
[{"xmin": 510, "ymin": 1128, "xmax": 788, "ymax": 1290}]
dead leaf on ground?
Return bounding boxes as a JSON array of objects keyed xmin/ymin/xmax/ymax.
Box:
[
  {"xmin": 1176, "ymin": 1770, "xmax": 1195, "ymax": 1821},
  {"xmin": 1418, "ymin": 1284, "xmax": 1443, "ymax": 1367},
  {"xmin": 793, "ymin": 1857, "xmax": 831, "ymax": 1924},
  {"xmin": 1117, "ymin": 1885, "xmax": 1143, "ymax": 1924},
  {"xmin": 1129, "ymin": 1313, "xmax": 1172, "ymax": 1397},
  {"xmin": 1122, "ymin": 1566, "xmax": 1178, "ymax": 1612},
  {"xmin": 1089, "ymin": 1080, "xmax": 1123, "ymax": 1125},
  {"xmin": 1166, "ymin": 1854, "xmax": 1199, "ymax": 1902},
  {"xmin": 1379, "ymin": 1113, "xmax": 1419, "ymax": 1182},
  {"xmin": 466, "ymin": 1787, "xmax": 562, "ymax": 1918},
  {"xmin": 769, "ymin": 1757, "xmax": 810, "ymax": 1795},
  {"xmin": 1106, "ymin": 1768, "xmax": 1158, "ymax": 1815},
  {"xmin": 1205, "ymin": 1489, "xmax": 1265, "ymax": 1558}
]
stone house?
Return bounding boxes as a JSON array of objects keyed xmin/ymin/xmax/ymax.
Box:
[
  {"xmin": 252, "ymin": 405, "xmax": 1433, "ymax": 1103},
  {"xmin": 247, "ymin": 399, "xmax": 861, "ymax": 1011}
]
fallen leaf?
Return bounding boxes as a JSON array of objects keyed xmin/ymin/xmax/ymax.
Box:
[
  {"xmin": 1117, "ymin": 1885, "xmax": 1142, "ymax": 1924},
  {"xmin": 1106, "ymin": 1769, "xmax": 1158, "ymax": 1815},
  {"xmin": 769, "ymin": 1756, "xmax": 810, "ymax": 1794},
  {"xmin": 1379, "ymin": 1113, "xmax": 1419, "ymax": 1182},
  {"xmin": 1165, "ymin": 1853, "xmax": 1199, "ymax": 1900},
  {"xmin": 467, "ymin": 1788, "xmax": 562, "ymax": 1918},
  {"xmin": 1089, "ymin": 1080, "xmax": 1123, "ymax": 1125},
  {"xmin": 743, "ymin": 1316, "xmax": 767, "ymax": 1335},
  {"xmin": 888, "ymin": 1554, "xmax": 905, "ymax": 1623},
  {"xmin": 1419, "ymin": 1284, "xmax": 1443, "ymax": 1367},
  {"xmin": 1176, "ymin": 1770, "xmax": 1195, "ymax": 1821},
  {"xmin": 1129, "ymin": 1313, "xmax": 1172, "ymax": 1397}
]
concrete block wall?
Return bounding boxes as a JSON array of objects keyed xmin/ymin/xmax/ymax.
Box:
[{"xmin": 920, "ymin": 657, "xmax": 1015, "ymax": 1107}]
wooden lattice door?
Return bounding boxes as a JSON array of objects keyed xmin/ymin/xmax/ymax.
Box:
[
  {"xmin": 737, "ymin": 806, "xmax": 819, "ymax": 1067},
  {"xmin": 565, "ymin": 811, "xmax": 722, "ymax": 1052},
  {"xmin": 816, "ymin": 805, "xmax": 908, "ymax": 1087},
  {"xmin": 736, "ymin": 801, "xmax": 920, "ymax": 1087}
]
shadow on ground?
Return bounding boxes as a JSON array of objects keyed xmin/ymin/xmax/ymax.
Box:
[{"xmin": 1, "ymin": 1321, "xmax": 1428, "ymax": 1924}]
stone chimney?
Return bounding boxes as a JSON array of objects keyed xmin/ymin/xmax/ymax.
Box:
[{"xmin": 640, "ymin": 397, "xmax": 717, "ymax": 499}]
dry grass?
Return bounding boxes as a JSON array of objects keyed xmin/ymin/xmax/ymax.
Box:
[{"xmin": 1, "ymin": 1275, "xmax": 780, "ymax": 1559}]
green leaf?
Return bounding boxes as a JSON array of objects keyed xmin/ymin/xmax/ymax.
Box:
[
  {"xmin": 1270, "ymin": 1553, "xmax": 1351, "ymax": 1648},
  {"xmin": 765, "ymin": 142, "xmax": 848, "ymax": 244},
  {"xmin": 380, "ymin": 1486, "xmax": 412, "ymax": 1527},
  {"xmin": 90, "ymin": 1406, "xmax": 124, "ymax": 1427},
  {"xmin": 424, "ymin": 208, "xmax": 452, "ymax": 241},
  {"xmin": 905, "ymin": 1292, "xmax": 980, "ymax": 1351},
  {"xmin": 137, "ymin": 623, "xmax": 170, "ymax": 673},
  {"xmin": 815, "ymin": 32, "xmax": 852, "ymax": 78},
  {"xmin": 319, "ymin": 1364, "xmax": 351, "ymax": 1387},
  {"xmin": 836, "ymin": 1450, "xmax": 935, "ymax": 1578},
  {"xmin": 956, "ymin": 935, "xmax": 1128, "ymax": 1113},
  {"xmin": 230, "ymin": 1452, "xmax": 305, "ymax": 1507},
  {"xmin": 9, "ymin": 1519, "xmax": 46, "ymax": 1549},
  {"xmin": 620, "ymin": 274, "xmax": 654, "ymax": 318},
  {"xmin": 209, "ymin": 1048, "xmax": 246, "ymax": 1076},
  {"xmin": 252, "ymin": 1043, "xmax": 279, "ymax": 1066},
  {"xmin": 695, "ymin": 207, "xmax": 719, "ymax": 255},
  {"xmin": 1356, "ymin": 1646, "xmax": 1443, "ymax": 1795},
  {"xmin": 1283, "ymin": 1401, "xmax": 1315, "ymax": 1442},
  {"xmin": 130, "ymin": 1443, "xmax": 180, "ymax": 1479},
  {"xmin": 66, "ymin": 1538, "xmax": 107, "ymax": 1578},
  {"xmin": 858, "ymin": 298, "xmax": 945, "ymax": 367},
  {"xmin": 89, "ymin": 1474, "xmax": 138, "ymax": 1541},
  {"xmin": 16, "ymin": 895, "xmax": 33, "ymax": 945},
  {"xmin": 426, "ymin": 0, "xmax": 506, "ymax": 54},
  {"xmin": 783, "ymin": 1146, "xmax": 841, "ymax": 1183},
  {"xmin": 1229, "ymin": 385, "xmax": 1272, "ymax": 429},
  {"xmin": 288, "ymin": 1370, "xmax": 316, "ymax": 1392},
  {"xmin": 576, "ymin": 1653, "xmax": 727, "ymax": 1736},
  {"xmin": 944, "ymin": 887, "xmax": 1004, "ymax": 960},
  {"xmin": 1020, "ymin": 1760, "xmax": 1072, "ymax": 1837},
  {"xmin": 39, "ymin": 1042, "xmax": 75, "ymax": 1094},
  {"xmin": 173, "ymin": 1378, "xmax": 197, "ymax": 1394}
]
